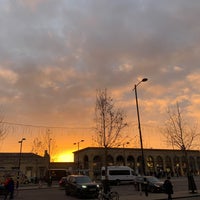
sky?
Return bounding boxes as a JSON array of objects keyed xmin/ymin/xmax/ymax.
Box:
[{"xmin": 0, "ymin": 0, "xmax": 200, "ymax": 162}]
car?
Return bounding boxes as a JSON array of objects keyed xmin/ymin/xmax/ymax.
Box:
[
  {"xmin": 135, "ymin": 176, "xmax": 164, "ymax": 193},
  {"xmin": 59, "ymin": 177, "xmax": 68, "ymax": 188},
  {"xmin": 65, "ymin": 175, "xmax": 100, "ymax": 198}
]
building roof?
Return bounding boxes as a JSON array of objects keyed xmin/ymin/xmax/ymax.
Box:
[
  {"xmin": 0, "ymin": 152, "xmax": 45, "ymax": 159},
  {"xmin": 73, "ymin": 147, "xmax": 200, "ymax": 154}
]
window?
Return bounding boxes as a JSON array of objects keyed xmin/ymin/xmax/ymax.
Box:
[{"xmin": 109, "ymin": 170, "xmax": 130, "ymax": 175}]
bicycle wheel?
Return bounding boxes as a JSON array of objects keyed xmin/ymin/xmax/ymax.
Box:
[{"xmin": 110, "ymin": 191, "xmax": 119, "ymax": 200}]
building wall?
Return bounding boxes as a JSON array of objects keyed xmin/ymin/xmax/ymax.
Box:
[
  {"xmin": 0, "ymin": 151, "xmax": 49, "ymax": 183},
  {"xmin": 0, "ymin": 152, "xmax": 76, "ymax": 183},
  {"xmin": 73, "ymin": 147, "xmax": 200, "ymax": 180}
]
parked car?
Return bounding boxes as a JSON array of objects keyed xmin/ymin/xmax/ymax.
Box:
[
  {"xmin": 135, "ymin": 176, "xmax": 164, "ymax": 193},
  {"xmin": 65, "ymin": 175, "xmax": 100, "ymax": 198},
  {"xmin": 59, "ymin": 177, "xmax": 68, "ymax": 188}
]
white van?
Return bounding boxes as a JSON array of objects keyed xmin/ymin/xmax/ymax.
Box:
[{"xmin": 101, "ymin": 166, "xmax": 136, "ymax": 185}]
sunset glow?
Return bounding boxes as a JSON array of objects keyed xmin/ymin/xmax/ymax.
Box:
[{"xmin": 54, "ymin": 151, "xmax": 74, "ymax": 162}]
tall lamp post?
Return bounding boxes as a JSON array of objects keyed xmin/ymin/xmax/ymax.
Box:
[
  {"xmin": 74, "ymin": 140, "xmax": 84, "ymax": 174},
  {"xmin": 17, "ymin": 137, "xmax": 26, "ymax": 189},
  {"xmin": 133, "ymin": 78, "xmax": 148, "ymax": 175}
]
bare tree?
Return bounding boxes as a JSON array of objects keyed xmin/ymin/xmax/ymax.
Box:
[
  {"xmin": 0, "ymin": 120, "xmax": 7, "ymax": 141},
  {"xmin": 31, "ymin": 137, "xmax": 44, "ymax": 155},
  {"xmin": 164, "ymin": 102, "xmax": 199, "ymax": 193},
  {"xmin": 164, "ymin": 102, "xmax": 199, "ymax": 150},
  {"xmin": 94, "ymin": 89, "xmax": 127, "ymax": 192},
  {"xmin": 31, "ymin": 129, "xmax": 56, "ymax": 161},
  {"xmin": 94, "ymin": 89, "xmax": 128, "ymax": 148},
  {"xmin": 0, "ymin": 109, "xmax": 8, "ymax": 143}
]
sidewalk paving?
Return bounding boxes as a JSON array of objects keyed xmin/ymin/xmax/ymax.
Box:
[{"xmin": 121, "ymin": 190, "xmax": 200, "ymax": 200}]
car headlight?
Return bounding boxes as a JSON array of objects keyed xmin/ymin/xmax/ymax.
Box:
[
  {"xmin": 82, "ymin": 185, "xmax": 87, "ymax": 188},
  {"xmin": 154, "ymin": 184, "xmax": 160, "ymax": 187}
]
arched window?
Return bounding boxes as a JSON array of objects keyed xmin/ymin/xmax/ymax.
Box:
[
  {"xmin": 107, "ymin": 155, "xmax": 114, "ymax": 166},
  {"xmin": 189, "ymin": 156, "xmax": 196, "ymax": 173},
  {"xmin": 137, "ymin": 156, "xmax": 143, "ymax": 175},
  {"xmin": 197, "ymin": 157, "xmax": 200, "ymax": 172},
  {"xmin": 127, "ymin": 155, "xmax": 135, "ymax": 169},
  {"xmin": 83, "ymin": 155, "xmax": 89, "ymax": 169},
  {"xmin": 156, "ymin": 156, "xmax": 164, "ymax": 176},
  {"xmin": 147, "ymin": 155, "xmax": 154, "ymax": 174},
  {"xmin": 93, "ymin": 155, "xmax": 102, "ymax": 179},
  {"xmin": 116, "ymin": 155, "xmax": 124, "ymax": 166},
  {"xmin": 173, "ymin": 156, "xmax": 181, "ymax": 176},
  {"xmin": 93, "ymin": 155, "xmax": 102, "ymax": 169},
  {"xmin": 165, "ymin": 156, "xmax": 172, "ymax": 175},
  {"xmin": 181, "ymin": 156, "xmax": 187, "ymax": 175}
]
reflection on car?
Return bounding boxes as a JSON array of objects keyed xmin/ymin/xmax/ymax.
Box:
[
  {"xmin": 135, "ymin": 176, "xmax": 164, "ymax": 193},
  {"xmin": 65, "ymin": 175, "xmax": 100, "ymax": 198}
]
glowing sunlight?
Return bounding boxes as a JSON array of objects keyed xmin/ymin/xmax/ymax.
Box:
[{"xmin": 54, "ymin": 151, "xmax": 74, "ymax": 162}]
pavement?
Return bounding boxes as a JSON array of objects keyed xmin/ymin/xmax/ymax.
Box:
[
  {"xmin": 121, "ymin": 190, "xmax": 200, "ymax": 200},
  {"xmin": 18, "ymin": 183, "xmax": 200, "ymax": 200}
]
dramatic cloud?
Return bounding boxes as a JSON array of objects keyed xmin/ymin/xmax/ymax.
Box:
[{"xmin": 0, "ymin": 0, "xmax": 200, "ymax": 153}]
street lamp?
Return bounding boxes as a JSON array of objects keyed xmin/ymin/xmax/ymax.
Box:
[
  {"xmin": 133, "ymin": 78, "xmax": 148, "ymax": 175},
  {"xmin": 16, "ymin": 137, "xmax": 26, "ymax": 189},
  {"xmin": 74, "ymin": 140, "xmax": 84, "ymax": 174}
]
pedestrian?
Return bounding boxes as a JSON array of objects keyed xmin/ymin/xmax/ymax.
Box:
[
  {"xmin": 144, "ymin": 177, "xmax": 149, "ymax": 197},
  {"xmin": 163, "ymin": 176, "xmax": 173, "ymax": 200},
  {"xmin": 4, "ymin": 177, "xmax": 14, "ymax": 199},
  {"xmin": 8, "ymin": 177, "xmax": 14, "ymax": 199},
  {"xmin": 4, "ymin": 177, "xmax": 15, "ymax": 199}
]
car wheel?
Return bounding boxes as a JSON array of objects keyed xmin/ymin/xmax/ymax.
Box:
[
  {"xmin": 116, "ymin": 180, "xmax": 120, "ymax": 186},
  {"xmin": 65, "ymin": 188, "xmax": 70, "ymax": 195},
  {"xmin": 76, "ymin": 191, "xmax": 83, "ymax": 198},
  {"xmin": 149, "ymin": 186, "xmax": 154, "ymax": 193}
]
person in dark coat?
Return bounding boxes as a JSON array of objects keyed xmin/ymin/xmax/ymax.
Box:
[
  {"xmin": 144, "ymin": 177, "xmax": 149, "ymax": 196},
  {"xmin": 163, "ymin": 176, "xmax": 173, "ymax": 200},
  {"xmin": 4, "ymin": 177, "xmax": 14, "ymax": 199}
]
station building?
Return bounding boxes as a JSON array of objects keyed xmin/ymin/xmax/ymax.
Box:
[
  {"xmin": 1, "ymin": 147, "xmax": 200, "ymax": 182},
  {"xmin": 0, "ymin": 150, "xmax": 49, "ymax": 183},
  {"xmin": 73, "ymin": 147, "xmax": 200, "ymax": 179}
]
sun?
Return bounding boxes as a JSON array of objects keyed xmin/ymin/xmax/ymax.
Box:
[{"xmin": 54, "ymin": 151, "xmax": 74, "ymax": 162}]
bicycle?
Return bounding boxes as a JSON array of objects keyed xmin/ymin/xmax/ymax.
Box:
[{"xmin": 98, "ymin": 187, "xmax": 119, "ymax": 200}]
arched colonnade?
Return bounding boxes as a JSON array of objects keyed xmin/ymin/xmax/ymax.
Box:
[{"xmin": 74, "ymin": 148, "xmax": 200, "ymax": 179}]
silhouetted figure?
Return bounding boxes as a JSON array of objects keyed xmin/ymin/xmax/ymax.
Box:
[
  {"xmin": 163, "ymin": 176, "xmax": 173, "ymax": 200},
  {"xmin": 144, "ymin": 177, "xmax": 148, "ymax": 197},
  {"xmin": 102, "ymin": 179, "xmax": 110, "ymax": 194},
  {"xmin": 4, "ymin": 177, "xmax": 14, "ymax": 199},
  {"xmin": 188, "ymin": 174, "xmax": 197, "ymax": 193}
]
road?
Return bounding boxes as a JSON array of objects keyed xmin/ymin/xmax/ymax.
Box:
[{"xmin": 4, "ymin": 176, "xmax": 200, "ymax": 200}]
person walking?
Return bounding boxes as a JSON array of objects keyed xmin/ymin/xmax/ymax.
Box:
[
  {"xmin": 4, "ymin": 177, "xmax": 14, "ymax": 199},
  {"xmin": 163, "ymin": 176, "xmax": 173, "ymax": 200},
  {"xmin": 8, "ymin": 178, "xmax": 14, "ymax": 199},
  {"xmin": 144, "ymin": 177, "xmax": 149, "ymax": 197}
]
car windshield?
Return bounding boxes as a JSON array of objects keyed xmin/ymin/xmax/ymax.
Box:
[{"xmin": 75, "ymin": 176, "xmax": 92, "ymax": 183}]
